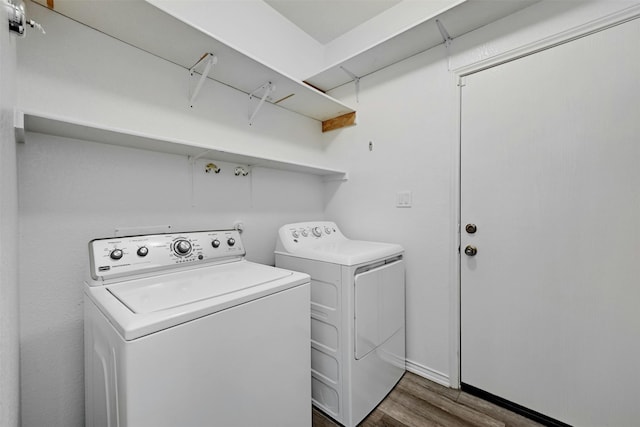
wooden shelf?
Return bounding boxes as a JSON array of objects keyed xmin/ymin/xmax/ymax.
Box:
[
  {"xmin": 19, "ymin": 112, "xmax": 348, "ymax": 181},
  {"xmin": 305, "ymin": 0, "xmax": 539, "ymax": 92},
  {"xmin": 31, "ymin": 0, "xmax": 355, "ymax": 124}
]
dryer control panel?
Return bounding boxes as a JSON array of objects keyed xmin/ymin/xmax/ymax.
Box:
[
  {"xmin": 275, "ymin": 221, "xmax": 404, "ymax": 266},
  {"xmin": 275, "ymin": 221, "xmax": 347, "ymax": 253},
  {"xmin": 88, "ymin": 230, "xmax": 244, "ymax": 282}
]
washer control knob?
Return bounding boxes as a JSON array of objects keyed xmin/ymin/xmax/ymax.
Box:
[
  {"xmin": 292, "ymin": 230, "xmax": 299, "ymax": 238},
  {"xmin": 301, "ymin": 229, "xmax": 308, "ymax": 237},
  {"xmin": 324, "ymin": 227, "xmax": 332, "ymax": 234},
  {"xmin": 110, "ymin": 249, "xmax": 123, "ymax": 260},
  {"xmin": 227, "ymin": 238, "xmax": 236, "ymax": 247},
  {"xmin": 312, "ymin": 227, "xmax": 322, "ymax": 237},
  {"xmin": 175, "ymin": 240, "xmax": 191, "ymax": 255},
  {"xmin": 211, "ymin": 239, "xmax": 221, "ymax": 248},
  {"xmin": 136, "ymin": 247, "xmax": 149, "ymax": 257}
]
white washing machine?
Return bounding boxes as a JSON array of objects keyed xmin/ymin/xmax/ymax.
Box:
[
  {"xmin": 84, "ymin": 229, "xmax": 311, "ymax": 427},
  {"xmin": 275, "ymin": 221, "xmax": 405, "ymax": 427}
]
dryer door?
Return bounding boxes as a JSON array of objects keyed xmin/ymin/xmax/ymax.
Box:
[{"xmin": 354, "ymin": 259, "xmax": 404, "ymax": 360}]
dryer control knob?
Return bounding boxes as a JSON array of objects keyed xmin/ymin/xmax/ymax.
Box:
[
  {"xmin": 227, "ymin": 238, "xmax": 236, "ymax": 247},
  {"xmin": 110, "ymin": 249, "xmax": 123, "ymax": 260},
  {"xmin": 175, "ymin": 240, "xmax": 191, "ymax": 255},
  {"xmin": 324, "ymin": 227, "xmax": 332, "ymax": 234},
  {"xmin": 312, "ymin": 227, "xmax": 322, "ymax": 237},
  {"xmin": 211, "ymin": 239, "xmax": 221, "ymax": 248},
  {"xmin": 301, "ymin": 229, "xmax": 308, "ymax": 237}
]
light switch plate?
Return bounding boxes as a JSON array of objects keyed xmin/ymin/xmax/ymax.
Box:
[{"xmin": 396, "ymin": 191, "xmax": 412, "ymax": 208}]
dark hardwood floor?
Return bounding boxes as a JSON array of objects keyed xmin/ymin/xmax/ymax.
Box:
[{"xmin": 312, "ymin": 372, "xmax": 544, "ymax": 427}]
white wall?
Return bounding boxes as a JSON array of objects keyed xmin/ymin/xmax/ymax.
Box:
[
  {"xmin": 18, "ymin": 133, "xmax": 324, "ymax": 427},
  {"xmin": 16, "ymin": 4, "xmax": 328, "ymax": 427},
  {"xmin": 0, "ymin": 3, "xmax": 20, "ymax": 427},
  {"xmin": 323, "ymin": 45, "xmax": 457, "ymax": 382},
  {"xmin": 18, "ymin": 2, "xmax": 330, "ymax": 169},
  {"xmin": 15, "ymin": 0, "xmax": 640, "ymax": 426},
  {"xmin": 323, "ymin": 0, "xmax": 640, "ymax": 386}
]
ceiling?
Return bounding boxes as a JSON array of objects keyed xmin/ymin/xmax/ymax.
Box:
[{"xmin": 264, "ymin": 0, "xmax": 402, "ymax": 44}]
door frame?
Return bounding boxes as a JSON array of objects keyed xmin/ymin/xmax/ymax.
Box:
[{"xmin": 448, "ymin": 3, "xmax": 640, "ymax": 389}]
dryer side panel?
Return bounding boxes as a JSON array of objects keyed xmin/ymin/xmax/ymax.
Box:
[{"xmin": 275, "ymin": 254, "xmax": 344, "ymax": 422}]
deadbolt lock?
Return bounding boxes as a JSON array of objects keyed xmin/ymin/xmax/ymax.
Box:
[
  {"xmin": 465, "ymin": 224, "xmax": 477, "ymax": 234},
  {"xmin": 464, "ymin": 245, "xmax": 478, "ymax": 256}
]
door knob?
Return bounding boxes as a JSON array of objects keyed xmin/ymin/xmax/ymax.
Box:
[
  {"xmin": 464, "ymin": 245, "xmax": 477, "ymax": 256},
  {"xmin": 465, "ymin": 224, "xmax": 477, "ymax": 234}
]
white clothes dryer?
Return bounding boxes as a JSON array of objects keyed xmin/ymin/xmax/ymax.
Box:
[
  {"xmin": 275, "ymin": 221, "xmax": 405, "ymax": 427},
  {"xmin": 84, "ymin": 229, "xmax": 311, "ymax": 427}
]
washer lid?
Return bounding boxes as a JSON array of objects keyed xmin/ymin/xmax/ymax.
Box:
[
  {"xmin": 109, "ymin": 261, "xmax": 291, "ymax": 314},
  {"xmin": 85, "ymin": 260, "xmax": 310, "ymax": 340}
]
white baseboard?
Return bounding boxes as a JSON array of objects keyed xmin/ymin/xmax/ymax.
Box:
[{"xmin": 405, "ymin": 359, "xmax": 452, "ymax": 388}]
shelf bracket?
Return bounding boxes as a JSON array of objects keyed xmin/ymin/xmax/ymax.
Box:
[
  {"xmin": 340, "ymin": 66, "xmax": 360, "ymax": 103},
  {"xmin": 189, "ymin": 52, "xmax": 217, "ymax": 107},
  {"xmin": 436, "ymin": 19, "xmax": 453, "ymax": 48},
  {"xmin": 248, "ymin": 82, "xmax": 275, "ymax": 126}
]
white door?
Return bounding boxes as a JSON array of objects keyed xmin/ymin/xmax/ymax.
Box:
[{"xmin": 461, "ymin": 18, "xmax": 640, "ymax": 427}]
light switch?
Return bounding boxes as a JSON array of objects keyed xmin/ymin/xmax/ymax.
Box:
[{"xmin": 396, "ymin": 191, "xmax": 412, "ymax": 208}]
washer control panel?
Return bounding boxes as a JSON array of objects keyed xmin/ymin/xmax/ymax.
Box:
[
  {"xmin": 89, "ymin": 230, "xmax": 244, "ymax": 282},
  {"xmin": 276, "ymin": 221, "xmax": 346, "ymax": 252}
]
